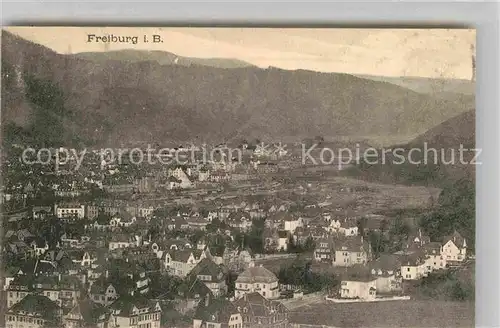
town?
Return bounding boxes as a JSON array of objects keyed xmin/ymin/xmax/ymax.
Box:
[{"xmin": 1, "ymin": 140, "xmax": 474, "ymax": 328}]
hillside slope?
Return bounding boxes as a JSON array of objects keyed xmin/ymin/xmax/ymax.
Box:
[
  {"xmin": 1, "ymin": 30, "xmax": 473, "ymax": 148},
  {"xmin": 345, "ymin": 109, "xmax": 475, "ymax": 186}
]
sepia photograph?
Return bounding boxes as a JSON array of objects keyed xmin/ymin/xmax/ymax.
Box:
[{"xmin": 1, "ymin": 27, "xmax": 476, "ymax": 328}]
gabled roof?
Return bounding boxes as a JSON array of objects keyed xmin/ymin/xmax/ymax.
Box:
[
  {"xmin": 333, "ymin": 236, "xmax": 369, "ymax": 253},
  {"xmin": 233, "ymin": 292, "xmax": 288, "ymax": 317},
  {"xmin": 189, "ymin": 258, "xmax": 224, "ymax": 282},
  {"xmin": 195, "ymin": 298, "xmax": 238, "ymax": 323},
  {"xmin": 168, "ymin": 249, "xmax": 195, "ymax": 263},
  {"xmin": 369, "ymin": 254, "xmax": 401, "ymax": 273},
  {"xmin": 90, "ymin": 278, "xmax": 115, "ymax": 294},
  {"xmin": 228, "ymin": 210, "xmax": 251, "ymax": 222},
  {"xmin": 236, "ymin": 266, "xmax": 278, "ymax": 284},
  {"xmin": 400, "ymin": 250, "xmax": 427, "ymax": 266},
  {"xmin": 7, "ymin": 294, "xmax": 60, "ymax": 321},
  {"xmin": 109, "ymin": 295, "xmax": 160, "ymax": 317},
  {"xmin": 443, "ymin": 230, "xmax": 466, "ymax": 248},
  {"xmin": 65, "ymin": 299, "xmax": 110, "ymax": 324}
]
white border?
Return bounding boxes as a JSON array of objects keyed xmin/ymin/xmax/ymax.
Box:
[{"xmin": 1, "ymin": 1, "xmax": 499, "ymax": 327}]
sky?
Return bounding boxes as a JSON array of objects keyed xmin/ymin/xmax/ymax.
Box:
[{"xmin": 4, "ymin": 27, "xmax": 475, "ymax": 79}]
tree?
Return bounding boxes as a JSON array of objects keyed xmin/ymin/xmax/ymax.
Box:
[
  {"xmin": 303, "ymin": 237, "xmax": 316, "ymax": 252},
  {"xmin": 419, "ymin": 178, "xmax": 475, "ymax": 249}
]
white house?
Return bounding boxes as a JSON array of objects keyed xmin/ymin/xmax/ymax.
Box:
[
  {"xmin": 108, "ymin": 295, "xmax": 161, "ymax": 328},
  {"xmin": 235, "ymin": 265, "xmax": 279, "ymax": 300},
  {"xmin": 422, "ymin": 242, "xmax": 447, "ymax": 272},
  {"xmin": 400, "ymin": 252, "xmax": 428, "ymax": 280},
  {"xmin": 55, "ymin": 203, "xmax": 85, "ymax": 219},
  {"xmin": 339, "ymin": 277, "xmax": 377, "ymax": 300},
  {"xmin": 167, "ymin": 166, "xmax": 194, "ymax": 189},
  {"xmin": 332, "ymin": 236, "xmax": 371, "ymax": 267},
  {"xmin": 163, "ymin": 249, "xmax": 211, "ymax": 277},
  {"xmin": 441, "ymin": 231, "xmax": 467, "ymax": 263},
  {"xmin": 369, "ymin": 254, "xmax": 403, "ymax": 293},
  {"xmin": 283, "ymin": 216, "xmax": 302, "ymax": 233}
]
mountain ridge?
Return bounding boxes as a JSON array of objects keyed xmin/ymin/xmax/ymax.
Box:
[{"xmin": 1, "ymin": 30, "xmax": 474, "ymax": 148}]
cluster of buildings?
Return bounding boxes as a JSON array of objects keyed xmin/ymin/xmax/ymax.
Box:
[{"xmin": 313, "ymin": 227, "xmax": 468, "ymax": 301}]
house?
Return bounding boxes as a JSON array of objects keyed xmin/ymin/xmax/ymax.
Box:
[
  {"xmin": 400, "ymin": 252, "xmax": 429, "ymax": 280},
  {"xmin": 369, "ymin": 254, "xmax": 403, "ymax": 293},
  {"xmin": 223, "ymin": 247, "xmax": 254, "ymax": 273},
  {"xmin": 328, "ymin": 218, "xmax": 358, "ymax": 236},
  {"xmin": 151, "ymin": 238, "xmax": 192, "ymax": 258},
  {"xmin": 188, "ymin": 258, "xmax": 228, "ymax": 297},
  {"xmin": 109, "ymin": 234, "xmax": 140, "ymax": 250},
  {"xmin": 7, "ymin": 274, "xmax": 81, "ymax": 310},
  {"xmin": 90, "ymin": 280, "xmax": 119, "ymax": 306},
  {"xmin": 30, "ymin": 238, "xmax": 49, "ymax": 256},
  {"xmin": 339, "ymin": 276, "xmax": 377, "ymax": 300},
  {"xmin": 422, "ymin": 242, "xmax": 447, "ymax": 271},
  {"xmin": 32, "ymin": 206, "xmax": 53, "ymax": 219},
  {"xmin": 404, "ymin": 229, "xmax": 431, "ymax": 251},
  {"xmin": 55, "ymin": 202, "xmax": 85, "ymax": 219},
  {"xmin": 277, "ymin": 231, "xmax": 290, "ymax": 252},
  {"xmin": 313, "ymin": 238, "xmax": 334, "ymax": 262},
  {"xmin": 167, "ymin": 166, "xmax": 195, "ymax": 189},
  {"xmin": 164, "ymin": 248, "xmax": 212, "ymax": 277},
  {"xmin": 235, "ymin": 265, "xmax": 280, "ymax": 300},
  {"xmin": 227, "ymin": 211, "xmax": 252, "ymax": 232},
  {"xmin": 166, "ymin": 215, "xmax": 190, "ymax": 231},
  {"xmin": 441, "ymin": 230, "xmax": 467, "ymax": 263},
  {"xmin": 3, "ymin": 267, "xmax": 23, "ymax": 291},
  {"xmin": 233, "ymin": 292, "xmax": 289, "ymax": 328},
  {"xmin": 6, "ymin": 275, "xmax": 31, "ymax": 308},
  {"xmin": 283, "ymin": 215, "xmax": 302, "ymax": 233},
  {"xmin": 187, "ymin": 216, "xmax": 210, "ymax": 231},
  {"xmin": 110, "ymin": 210, "xmax": 137, "ymax": 227},
  {"xmin": 193, "ymin": 298, "xmax": 242, "ymax": 328},
  {"xmin": 108, "ymin": 295, "xmax": 162, "ymax": 328},
  {"xmin": 63, "ymin": 299, "xmax": 111, "ymax": 328},
  {"xmin": 5, "ymin": 295, "xmax": 62, "ymax": 328},
  {"xmin": 332, "ymin": 236, "xmax": 371, "ymax": 267}
]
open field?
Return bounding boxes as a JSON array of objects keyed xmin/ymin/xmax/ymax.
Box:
[{"xmin": 289, "ymin": 300, "xmax": 474, "ymax": 328}]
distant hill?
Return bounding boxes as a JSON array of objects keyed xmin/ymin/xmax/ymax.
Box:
[
  {"xmin": 1, "ymin": 30, "xmax": 474, "ymax": 148},
  {"xmin": 357, "ymin": 74, "xmax": 475, "ymax": 96},
  {"xmin": 73, "ymin": 49, "xmax": 255, "ymax": 69},
  {"xmin": 345, "ymin": 109, "xmax": 475, "ymax": 187}
]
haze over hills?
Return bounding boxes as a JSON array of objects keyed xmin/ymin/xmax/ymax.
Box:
[
  {"xmin": 356, "ymin": 74, "xmax": 475, "ymax": 96},
  {"xmin": 73, "ymin": 49, "xmax": 255, "ymax": 69},
  {"xmin": 346, "ymin": 109, "xmax": 475, "ymax": 186},
  {"xmin": 4, "ymin": 27, "xmax": 475, "ymax": 79},
  {"xmin": 1, "ymin": 30, "xmax": 474, "ymax": 148}
]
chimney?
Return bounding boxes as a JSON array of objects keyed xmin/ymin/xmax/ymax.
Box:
[{"xmin": 205, "ymin": 294, "xmax": 210, "ymax": 307}]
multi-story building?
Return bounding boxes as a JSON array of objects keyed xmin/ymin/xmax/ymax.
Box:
[
  {"xmin": 339, "ymin": 277, "xmax": 377, "ymax": 300},
  {"xmin": 193, "ymin": 298, "xmax": 242, "ymax": 328},
  {"xmin": 188, "ymin": 258, "xmax": 227, "ymax": 297},
  {"xmin": 441, "ymin": 230, "xmax": 467, "ymax": 263},
  {"xmin": 235, "ymin": 265, "xmax": 280, "ymax": 300},
  {"xmin": 108, "ymin": 295, "xmax": 162, "ymax": 328},
  {"xmin": 55, "ymin": 202, "xmax": 86, "ymax": 219},
  {"xmin": 332, "ymin": 236, "xmax": 371, "ymax": 267},
  {"xmin": 233, "ymin": 292, "xmax": 289, "ymax": 328},
  {"xmin": 5, "ymin": 294, "xmax": 62, "ymax": 328},
  {"xmin": 63, "ymin": 299, "xmax": 111, "ymax": 328},
  {"xmin": 163, "ymin": 248, "xmax": 212, "ymax": 278}
]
